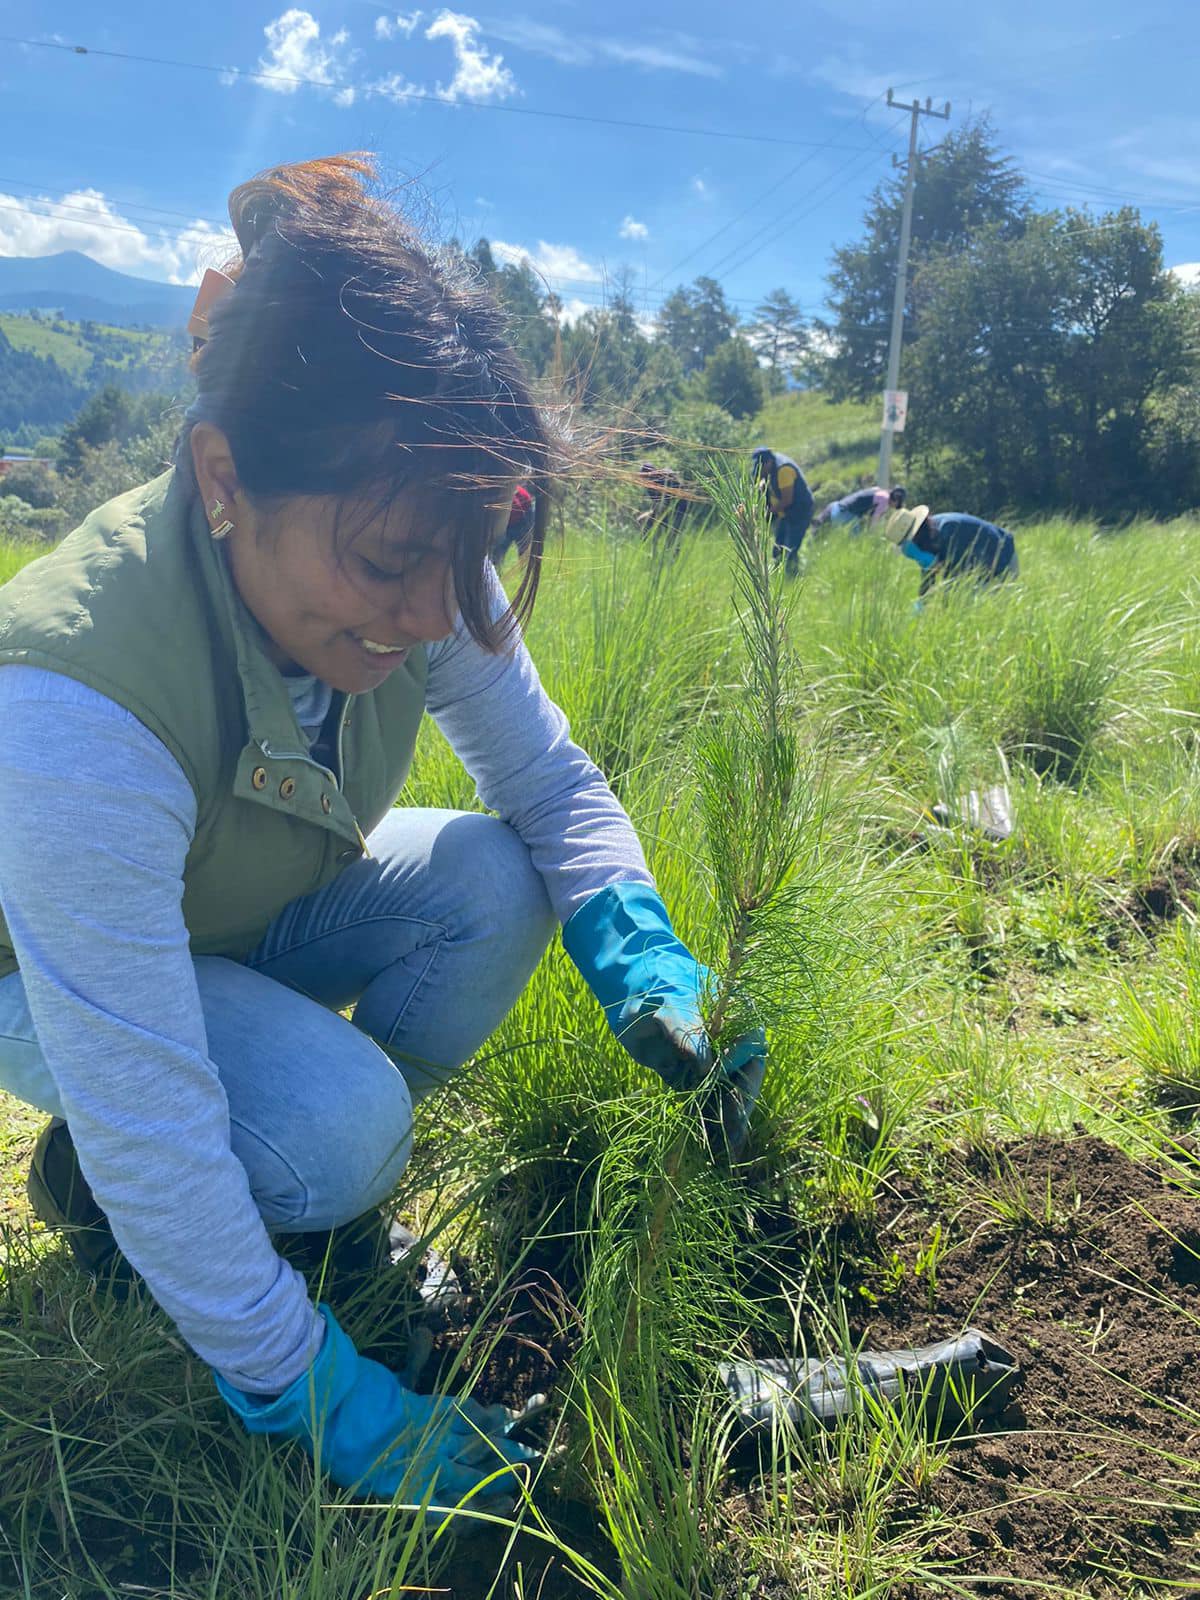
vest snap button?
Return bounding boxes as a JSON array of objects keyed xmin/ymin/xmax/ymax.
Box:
[
  {"xmin": 251, "ymin": 766, "xmax": 268, "ymax": 790},
  {"xmin": 337, "ymin": 847, "xmax": 357, "ymax": 864},
  {"xmin": 279, "ymin": 777, "xmax": 296, "ymax": 800},
  {"xmin": 321, "ymin": 793, "xmax": 332, "ymax": 814}
]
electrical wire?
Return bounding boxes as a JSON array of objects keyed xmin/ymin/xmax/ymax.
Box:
[
  {"xmin": 707, "ymin": 129, "xmax": 908, "ymax": 281},
  {"xmin": 648, "ymin": 93, "xmax": 909, "ymax": 294},
  {"xmin": 0, "ymin": 33, "xmax": 893, "ymax": 154},
  {"xmin": 649, "ymin": 137, "xmax": 858, "ymax": 292},
  {"xmin": 0, "ymin": 174, "xmax": 229, "ymax": 231},
  {"xmin": 0, "ymin": 194, "xmax": 226, "ymax": 246}
]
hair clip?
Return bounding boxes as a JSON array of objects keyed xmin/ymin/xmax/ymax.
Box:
[{"xmin": 187, "ymin": 268, "xmax": 237, "ymax": 342}]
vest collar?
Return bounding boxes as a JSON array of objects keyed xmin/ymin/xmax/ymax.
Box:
[{"xmin": 185, "ymin": 488, "xmax": 365, "ymax": 850}]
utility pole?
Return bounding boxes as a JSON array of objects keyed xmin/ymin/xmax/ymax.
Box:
[{"xmin": 878, "ymin": 88, "xmax": 951, "ymax": 488}]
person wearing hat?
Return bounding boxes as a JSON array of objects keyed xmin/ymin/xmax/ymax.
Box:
[
  {"xmin": 814, "ymin": 483, "xmax": 905, "ymax": 531},
  {"xmin": 750, "ymin": 447, "xmax": 813, "ymax": 576},
  {"xmin": 882, "ymin": 506, "xmax": 1018, "ymax": 597}
]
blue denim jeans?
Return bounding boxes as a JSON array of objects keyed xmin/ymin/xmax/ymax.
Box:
[{"xmin": 0, "ymin": 808, "xmax": 555, "ymax": 1232}]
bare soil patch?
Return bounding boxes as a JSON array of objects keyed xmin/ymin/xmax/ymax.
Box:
[
  {"xmin": 856, "ymin": 1136, "xmax": 1200, "ymax": 1597},
  {"xmin": 431, "ymin": 1136, "xmax": 1200, "ymax": 1597}
]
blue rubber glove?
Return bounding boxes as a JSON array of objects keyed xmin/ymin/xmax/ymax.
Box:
[
  {"xmin": 216, "ymin": 1305, "xmax": 534, "ymax": 1520},
  {"xmin": 563, "ymin": 882, "xmax": 766, "ymax": 1157},
  {"xmin": 899, "ymin": 539, "xmax": 937, "ymax": 569}
]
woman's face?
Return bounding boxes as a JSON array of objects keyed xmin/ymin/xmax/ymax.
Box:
[{"xmin": 224, "ymin": 493, "xmax": 462, "ymax": 692}]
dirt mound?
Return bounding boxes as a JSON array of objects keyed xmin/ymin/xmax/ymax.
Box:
[
  {"xmin": 857, "ymin": 1136, "xmax": 1200, "ymax": 1597},
  {"xmin": 1113, "ymin": 844, "xmax": 1200, "ymax": 936},
  {"xmin": 392, "ymin": 1137, "xmax": 1200, "ymax": 1598}
]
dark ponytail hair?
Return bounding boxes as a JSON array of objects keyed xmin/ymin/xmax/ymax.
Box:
[{"xmin": 180, "ymin": 154, "xmax": 560, "ymax": 649}]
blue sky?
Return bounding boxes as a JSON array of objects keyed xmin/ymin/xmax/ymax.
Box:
[{"xmin": 1, "ymin": 0, "xmax": 1198, "ymax": 324}]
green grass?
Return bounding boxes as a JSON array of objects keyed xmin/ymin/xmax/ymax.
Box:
[
  {"xmin": 753, "ymin": 389, "xmax": 879, "ymax": 501},
  {"xmin": 0, "ymin": 313, "xmax": 160, "ymax": 381},
  {"xmin": 2, "ymin": 499, "xmax": 1200, "ymax": 1597}
]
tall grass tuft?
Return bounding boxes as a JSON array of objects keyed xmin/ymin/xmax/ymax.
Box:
[
  {"xmin": 1002, "ymin": 585, "xmax": 1160, "ymax": 781},
  {"xmin": 1118, "ymin": 924, "xmax": 1200, "ymax": 1111}
]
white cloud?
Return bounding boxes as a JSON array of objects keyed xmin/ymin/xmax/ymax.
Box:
[
  {"xmin": 474, "ymin": 195, "xmax": 495, "ymax": 209},
  {"xmin": 368, "ymin": 69, "xmax": 425, "ymax": 103},
  {"xmin": 595, "ymin": 36, "xmax": 721, "ymax": 77},
  {"xmin": 375, "ymin": 10, "xmax": 423, "ymax": 39},
  {"xmin": 619, "ymin": 215, "xmax": 649, "ymax": 241},
  {"xmin": 483, "ymin": 19, "xmax": 589, "ymax": 66},
  {"xmin": 256, "ymin": 8, "xmax": 356, "ymax": 102},
  {"xmin": 1170, "ymin": 262, "xmax": 1200, "ymax": 289},
  {"xmin": 0, "ymin": 188, "xmax": 234, "ymax": 285},
  {"xmin": 483, "ymin": 19, "xmax": 721, "ymax": 77},
  {"xmin": 806, "ymin": 53, "xmax": 893, "ymax": 103},
  {"xmin": 691, "ymin": 176, "xmax": 711, "ymax": 200},
  {"xmin": 425, "ymin": 10, "xmax": 516, "ymax": 102},
  {"xmin": 490, "ymin": 237, "xmax": 601, "ymax": 292},
  {"xmin": 555, "ymin": 297, "xmax": 591, "ymax": 325}
]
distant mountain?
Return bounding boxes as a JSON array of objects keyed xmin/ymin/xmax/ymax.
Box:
[{"xmin": 0, "ymin": 252, "xmax": 195, "ymax": 329}]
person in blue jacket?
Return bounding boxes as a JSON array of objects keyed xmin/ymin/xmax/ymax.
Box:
[
  {"xmin": 0, "ymin": 155, "xmax": 764, "ymax": 1526},
  {"xmin": 883, "ymin": 505, "xmax": 1019, "ymax": 597},
  {"xmin": 750, "ymin": 446, "xmax": 814, "ymax": 576}
]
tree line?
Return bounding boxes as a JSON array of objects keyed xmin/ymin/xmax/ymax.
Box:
[
  {"xmin": 822, "ymin": 119, "xmax": 1200, "ymax": 515},
  {"xmin": 4, "ymin": 119, "xmax": 1199, "ymax": 522},
  {"xmin": 466, "ymin": 119, "xmax": 1200, "ymax": 517},
  {"xmin": 459, "ymin": 239, "xmax": 807, "ymax": 431},
  {"xmin": 0, "ymin": 318, "xmax": 191, "ymax": 448}
]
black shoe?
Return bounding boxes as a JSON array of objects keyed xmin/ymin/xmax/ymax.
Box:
[
  {"xmin": 26, "ymin": 1118, "xmax": 138, "ymax": 1292},
  {"xmin": 277, "ymin": 1209, "xmax": 391, "ymax": 1290}
]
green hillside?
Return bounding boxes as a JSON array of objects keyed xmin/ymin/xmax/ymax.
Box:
[
  {"xmin": 752, "ymin": 389, "xmax": 880, "ymax": 502},
  {"xmin": 0, "ymin": 313, "xmax": 95, "ymax": 378},
  {"xmin": 0, "ymin": 312, "xmax": 191, "ymax": 445}
]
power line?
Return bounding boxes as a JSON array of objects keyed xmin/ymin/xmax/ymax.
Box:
[
  {"xmin": 0, "ymin": 174, "xmax": 230, "ymax": 231},
  {"xmin": 707, "ymin": 131, "xmax": 907, "ymax": 282},
  {"xmin": 1020, "ymin": 166, "xmax": 1200, "ymax": 211},
  {"xmin": 1, "ymin": 33, "xmax": 897, "ymax": 154},
  {"xmin": 695, "ymin": 103, "xmax": 913, "ymax": 283},
  {"xmin": 707, "ymin": 150, "xmax": 886, "ymax": 279},
  {"xmin": 0, "ymin": 194, "xmax": 224, "ymax": 250},
  {"xmin": 650, "ymin": 137, "xmax": 858, "ymax": 291},
  {"xmin": 0, "ymin": 193, "xmax": 226, "ymax": 243},
  {"xmin": 650, "ymin": 93, "xmax": 911, "ymax": 293}
]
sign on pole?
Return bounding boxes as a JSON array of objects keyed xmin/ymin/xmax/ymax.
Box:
[{"xmin": 883, "ymin": 389, "xmax": 909, "ymax": 433}]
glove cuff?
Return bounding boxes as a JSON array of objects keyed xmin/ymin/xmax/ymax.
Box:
[
  {"xmin": 562, "ymin": 882, "xmax": 689, "ymax": 1007},
  {"xmin": 215, "ymin": 1303, "xmax": 355, "ymax": 1441}
]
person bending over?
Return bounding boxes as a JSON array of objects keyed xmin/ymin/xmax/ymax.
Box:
[
  {"xmin": 882, "ymin": 504, "xmax": 1019, "ymax": 598},
  {"xmin": 814, "ymin": 482, "xmax": 905, "ymax": 530}
]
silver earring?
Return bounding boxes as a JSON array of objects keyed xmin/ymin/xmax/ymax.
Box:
[{"xmin": 208, "ymin": 498, "xmax": 234, "ymax": 540}]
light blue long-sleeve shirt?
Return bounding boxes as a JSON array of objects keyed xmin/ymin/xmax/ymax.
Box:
[{"xmin": 0, "ymin": 574, "xmax": 651, "ymax": 1393}]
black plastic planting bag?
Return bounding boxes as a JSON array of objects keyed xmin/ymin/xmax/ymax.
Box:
[{"xmin": 720, "ymin": 1328, "xmax": 1019, "ymax": 1442}]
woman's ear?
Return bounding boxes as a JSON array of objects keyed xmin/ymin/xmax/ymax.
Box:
[{"xmin": 189, "ymin": 424, "xmax": 244, "ymax": 525}]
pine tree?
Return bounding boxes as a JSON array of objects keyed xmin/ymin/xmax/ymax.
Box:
[
  {"xmin": 822, "ymin": 117, "xmax": 1028, "ymax": 400},
  {"xmin": 748, "ymin": 288, "xmax": 807, "ymax": 389}
]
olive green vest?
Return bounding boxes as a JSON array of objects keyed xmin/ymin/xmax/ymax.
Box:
[{"xmin": 0, "ymin": 470, "xmax": 427, "ymax": 980}]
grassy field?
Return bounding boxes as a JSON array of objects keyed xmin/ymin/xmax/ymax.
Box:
[{"xmin": 3, "ymin": 493, "xmax": 1200, "ymax": 1598}]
